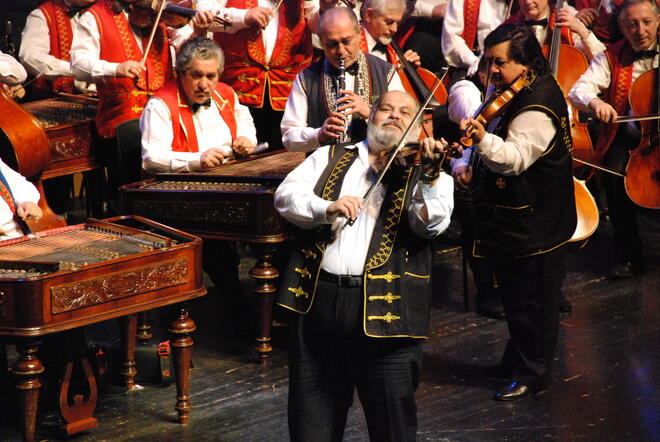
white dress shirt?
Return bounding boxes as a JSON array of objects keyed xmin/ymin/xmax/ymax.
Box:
[
  {"xmin": 441, "ymin": 0, "xmax": 507, "ymax": 72},
  {"xmin": 526, "ymin": 7, "xmax": 606, "ymax": 60},
  {"xmin": 196, "ymin": 0, "xmax": 319, "ymax": 64},
  {"xmin": 476, "ymin": 111, "xmax": 557, "ymax": 176},
  {"xmin": 274, "ymin": 141, "xmax": 454, "ymax": 275},
  {"xmin": 20, "ymin": 7, "xmax": 95, "ymax": 93},
  {"xmin": 140, "ymin": 91, "xmax": 257, "ymax": 174},
  {"xmin": 281, "ymin": 67, "xmax": 405, "ymax": 152},
  {"xmin": 569, "ymin": 46, "xmax": 659, "ymax": 112},
  {"xmin": 0, "ymin": 159, "xmax": 40, "ymax": 239},
  {"xmin": 70, "ymin": 9, "xmax": 187, "ymax": 83},
  {"xmin": 0, "ymin": 51, "xmax": 27, "ymax": 85}
]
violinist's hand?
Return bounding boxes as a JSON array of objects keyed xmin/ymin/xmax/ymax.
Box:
[
  {"xmin": 460, "ymin": 118, "xmax": 485, "ymax": 144},
  {"xmin": 200, "ymin": 148, "xmax": 228, "ymax": 169},
  {"xmin": 419, "ymin": 137, "xmax": 447, "ymax": 160},
  {"xmin": 192, "ymin": 10, "xmax": 216, "ymax": 35},
  {"xmin": 337, "ymin": 90, "xmax": 370, "ymax": 119},
  {"xmin": 403, "ymin": 49, "xmax": 422, "ymax": 68},
  {"xmin": 575, "ymin": 7, "xmax": 598, "ymax": 27},
  {"xmin": 117, "ymin": 61, "xmax": 145, "ymax": 79},
  {"xmin": 557, "ymin": 8, "xmax": 590, "ymax": 39},
  {"xmin": 232, "ymin": 136, "xmax": 257, "ymax": 156},
  {"xmin": 452, "ymin": 164, "xmax": 473, "ymax": 189},
  {"xmin": 17, "ymin": 202, "xmax": 42, "ymax": 222},
  {"xmin": 327, "ymin": 195, "xmax": 364, "ymax": 222},
  {"xmin": 319, "ymin": 112, "xmax": 347, "ymax": 144},
  {"xmin": 245, "ymin": 7, "xmax": 273, "ymax": 29},
  {"xmin": 589, "ymin": 98, "xmax": 618, "ymax": 123}
]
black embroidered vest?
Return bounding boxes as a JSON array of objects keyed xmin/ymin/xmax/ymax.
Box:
[
  {"xmin": 473, "ymin": 73, "xmax": 577, "ymax": 258},
  {"xmin": 277, "ymin": 144, "xmax": 434, "ymax": 338}
]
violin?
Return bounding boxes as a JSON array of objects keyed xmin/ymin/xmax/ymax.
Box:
[{"xmin": 624, "ymin": 67, "xmax": 659, "ymax": 209}]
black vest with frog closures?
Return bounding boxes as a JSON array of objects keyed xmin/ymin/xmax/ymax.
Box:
[
  {"xmin": 277, "ymin": 144, "xmax": 434, "ymax": 338},
  {"xmin": 473, "ymin": 73, "xmax": 577, "ymax": 258}
]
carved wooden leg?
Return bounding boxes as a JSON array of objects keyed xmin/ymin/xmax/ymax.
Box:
[
  {"xmin": 13, "ymin": 339, "xmax": 44, "ymax": 442},
  {"xmin": 119, "ymin": 314, "xmax": 139, "ymax": 391},
  {"xmin": 250, "ymin": 243, "xmax": 279, "ymax": 364},
  {"xmin": 137, "ymin": 311, "xmax": 153, "ymax": 344},
  {"xmin": 168, "ymin": 307, "xmax": 196, "ymax": 425}
]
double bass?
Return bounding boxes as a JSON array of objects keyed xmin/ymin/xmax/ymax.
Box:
[
  {"xmin": 625, "ymin": 68, "xmax": 659, "ymax": 209},
  {"xmin": 541, "ymin": 0, "xmax": 599, "ymax": 242}
]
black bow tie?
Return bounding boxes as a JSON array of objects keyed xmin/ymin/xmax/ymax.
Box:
[
  {"xmin": 330, "ymin": 61, "xmax": 359, "ymax": 76},
  {"xmin": 524, "ymin": 18, "xmax": 548, "ymax": 27},
  {"xmin": 191, "ymin": 100, "xmax": 212, "ymax": 113},
  {"xmin": 373, "ymin": 42, "xmax": 388, "ymax": 54},
  {"xmin": 632, "ymin": 49, "xmax": 658, "ymax": 61},
  {"xmin": 66, "ymin": 5, "xmax": 86, "ymax": 17}
]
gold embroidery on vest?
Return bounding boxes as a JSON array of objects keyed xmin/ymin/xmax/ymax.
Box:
[
  {"xmin": 295, "ymin": 267, "xmax": 311, "ymax": 279},
  {"xmin": 288, "ymin": 286, "xmax": 309, "ymax": 298},
  {"xmin": 367, "ymin": 293, "xmax": 401, "ymax": 303},
  {"xmin": 301, "ymin": 248, "xmax": 317, "ymax": 260},
  {"xmin": 367, "ymin": 271, "xmax": 400, "ymax": 283},
  {"xmin": 367, "ymin": 312, "xmax": 400, "ymax": 323},
  {"xmin": 322, "ymin": 150, "xmax": 358, "ymax": 200}
]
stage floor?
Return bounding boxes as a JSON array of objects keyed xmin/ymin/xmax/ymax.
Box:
[{"xmin": 1, "ymin": 209, "xmax": 658, "ymax": 441}]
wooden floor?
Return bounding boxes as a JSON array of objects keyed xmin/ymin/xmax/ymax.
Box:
[{"xmin": 1, "ymin": 210, "xmax": 659, "ymax": 442}]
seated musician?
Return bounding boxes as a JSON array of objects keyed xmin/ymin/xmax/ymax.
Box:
[
  {"xmin": 505, "ymin": 0, "xmax": 606, "ymax": 59},
  {"xmin": 281, "ymin": 7, "xmax": 405, "ymax": 152},
  {"xmin": 569, "ymin": 0, "xmax": 658, "ymax": 278},
  {"xmin": 140, "ymin": 37, "xmax": 257, "ymax": 175},
  {"xmin": 573, "ymin": 0, "xmax": 619, "ymax": 46},
  {"xmin": 0, "ymin": 158, "xmax": 42, "ymax": 239},
  {"xmin": 0, "ymin": 50, "xmax": 28, "ymax": 99},
  {"xmin": 19, "ymin": 0, "xmax": 96, "ymax": 99},
  {"xmin": 275, "ymin": 90, "xmax": 453, "ymax": 441},
  {"xmin": 360, "ymin": 0, "xmax": 421, "ymax": 67}
]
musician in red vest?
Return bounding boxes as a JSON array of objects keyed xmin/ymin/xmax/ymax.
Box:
[
  {"xmin": 194, "ymin": 0, "xmax": 319, "ymax": 151},
  {"xmin": 140, "ymin": 37, "xmax": 257, "ymax": 174},
  {"xmin": 360, "ymin": 0, "xmax": 421, "ymax": 67},
  {"xmin": 441, "ymin": 0, "xmax": 508, "ymax": 79},
  {"xmin": 505, "ymin": 0, "xmax": 606, "ymax": 59},
  {"xmin": 0, "ymin": 158, "xmax": 42, "ymax": 240},
  {"xmin": 569, "ymin": 0, "xmax": 658, "ymax": 278},
  {"xmin": 574, "ymin": 0, "xmax": 621, "ymax": 45},
  {"xmin": 19, "ymin": 0, "xmax": 96, "ymax": 99}
]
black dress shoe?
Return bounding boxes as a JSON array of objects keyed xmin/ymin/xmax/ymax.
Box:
[
  {"xmin": 559, "ymin": 295, "xmax": 572, "ymax": 313},
  {"xmin": 492, "ymin": 381, "xmax": 531, "ymax": 401},
  {"xmin": 607, "ymin": 262, "xmax": 639, "ymax": 280}
]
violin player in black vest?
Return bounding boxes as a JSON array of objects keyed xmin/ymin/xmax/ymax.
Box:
[
  {"xmin": 455, "ymin": 23, "xmax": 577, "ymax": 401},
  {"xmin": 275, "ymin": 90, "xmax": 454, "ymax": 441}
]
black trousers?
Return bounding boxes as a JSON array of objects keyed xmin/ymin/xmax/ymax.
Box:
[
  {"xmin": 248, "ymin": 88, "xmax": 284, "ymax": 151},
  {"xmin": 602, "ymin": 131, "xmax": 642, "ymax": 267},
  {"xmin": 490, "ymin": 245, "xmax": 567, "ymax": 390},
  {"xmin": 288, "ymin": 279, "xmax": 422, "ymax": 442}
]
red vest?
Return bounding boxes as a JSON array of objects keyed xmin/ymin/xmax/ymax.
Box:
[
  {"xmin": 213, "ymin": 0, "xmax": 312, "ymax": 111},
  {"xmin": 34, "ymin": 0, "xmax": 75, "ymax": 95},
  {"xmin": 462, "ymin": 0, "xmax": 482, "ymax": 51},
  {"xmin": 506, "ymin": 8, "xmax": 574, "ymax": 46},
  {"xmin": 575, "ymin": 0, "xmax": 618, "ymax": 44},
  {"xmin": 89, "ymin": 0, "xmax": 172, "ymax": 138},
  {"xmin": 595, "ymin": 40, "xmax": 636, "ymax": 154},
  {"xmin": 153, "ymin": 80, "xmax": 237, "ymax": 153}
]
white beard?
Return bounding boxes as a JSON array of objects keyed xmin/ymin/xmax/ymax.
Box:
[{"xmin": 367, "ymin": 120, "xmax": 420, "ymax": 153}]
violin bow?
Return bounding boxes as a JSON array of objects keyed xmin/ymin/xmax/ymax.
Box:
[
  {"xmin": 139, "ymin": 0, "xmax": 169, "ymax": 69},
  {"xmin": 344, "ymin": 78, "xmax": 443, "ymax": 228}
]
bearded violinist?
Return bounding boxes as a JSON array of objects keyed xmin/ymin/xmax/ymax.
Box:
[
  {"xmin": 456, "ymin": 23, "xmax": 576, "ymax": 401},
  {"xmin": 19, "ymin": 0, "xmax": 96, "ymax": 98},
  {"xmin": 569, "ymin": 0, "xmax": 658, "ymax": 278},
  {"xmin": 275, "ymin": 90, "xmax": 453, "ymax": 441}
]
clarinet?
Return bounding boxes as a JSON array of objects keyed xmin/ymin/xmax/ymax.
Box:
[{"xmin": 337, "ymin": 58, "xmax": 347, "ymax": 143}]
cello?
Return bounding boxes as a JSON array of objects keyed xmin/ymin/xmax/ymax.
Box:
[
  {"xmin": 0, "ymin": 87, "xmax": 65, "ymax": 232},
  {"xmin": 541, "ymin": 0, "xmax": 599, "ymax": 242},
  {"xmin": 625, "ymin": 67, "xmax": 659, "ymax": 209}
]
